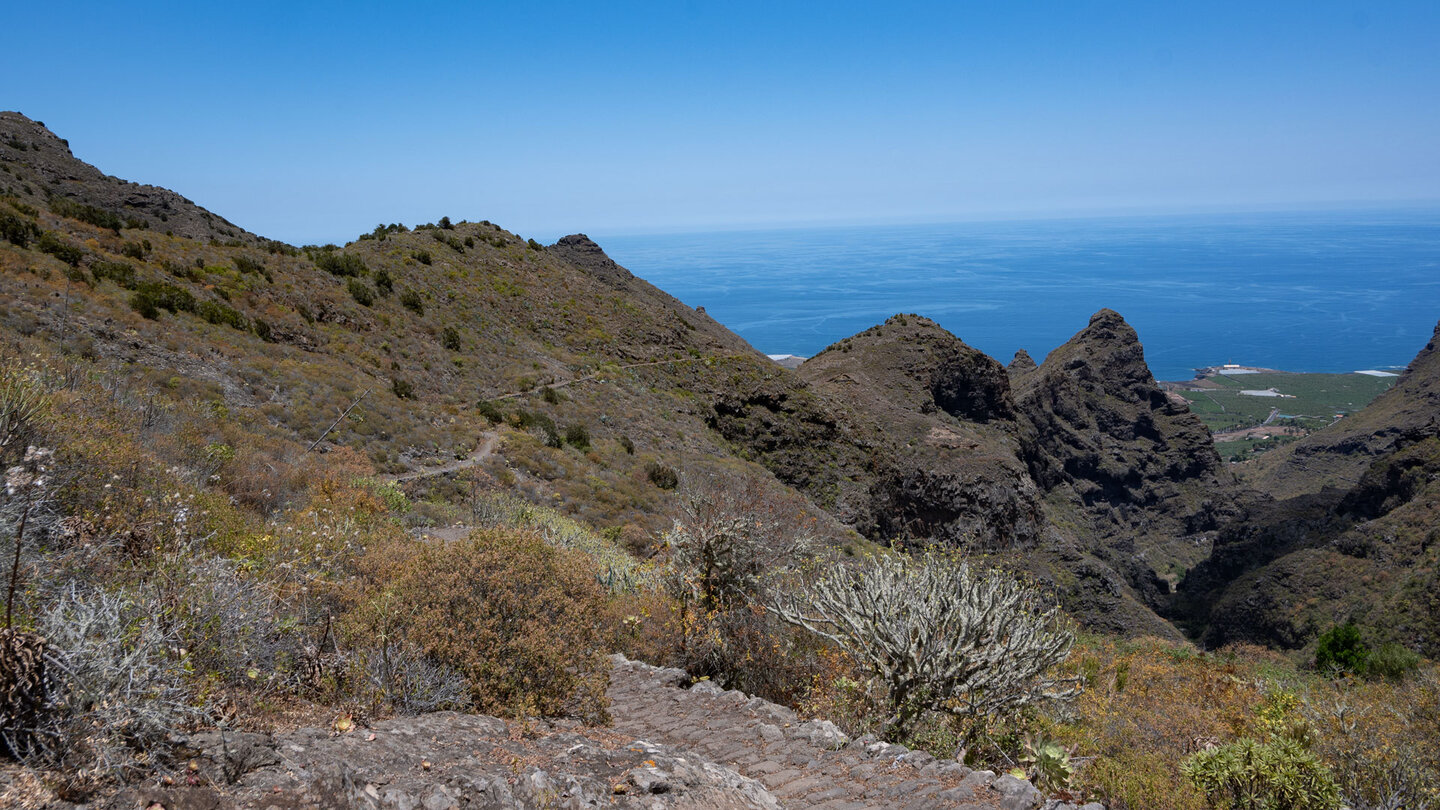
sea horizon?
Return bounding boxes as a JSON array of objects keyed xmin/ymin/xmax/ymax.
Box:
[{"xmin": 598, "ymin": 207, "xmax": 1440, "ymax": 382}]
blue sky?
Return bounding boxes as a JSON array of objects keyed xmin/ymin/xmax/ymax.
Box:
[{"xmin": 5, "ymin": 1, "xmax": 1439, "ymax": 244}]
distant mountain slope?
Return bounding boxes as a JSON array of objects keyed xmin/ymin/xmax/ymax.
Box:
[
  {"xmin": 1, "ymin": 111, "xmax": 260, "ymax": 244},
  {"xmin": 0, "ymin": 113, "xmax": 852, "ymax": 547},
  {"xmin": 1179, "ymin": 320, "xmax": 1440, "ymax": 655},
  {"xmin": 1247, "ymin": 320, "xmax": 1440, "ymax": 499}
]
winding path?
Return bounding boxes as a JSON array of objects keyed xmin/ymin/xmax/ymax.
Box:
[{"xmin": 386, "ymin": 432, "xmax": 501, "ymax": 483}]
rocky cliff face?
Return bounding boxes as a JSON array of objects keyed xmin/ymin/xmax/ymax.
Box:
[
  {"xmin": 796, "ymin": 315, "xmax": 1044, "ymax": 551},
  {"xmin": 1180, "ymin": 320, "xmax": 1440, "ymax": 655},
  {"xmin": 0, "ymin": 112, "xmax": 260, "ymax": 244},
  {"xmin": 1012, "ymin": 310, "xmax": 1234, "ymax": 596}
]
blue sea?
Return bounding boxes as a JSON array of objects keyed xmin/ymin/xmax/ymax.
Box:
[{"xmin": 599, "ymin": 209, "xmax": 1440, "ymax": 382}]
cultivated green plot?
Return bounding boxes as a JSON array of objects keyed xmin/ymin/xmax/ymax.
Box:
[{"xmin": 1175, "ymin": 372, "xmax": 1396, "ymax": 434}]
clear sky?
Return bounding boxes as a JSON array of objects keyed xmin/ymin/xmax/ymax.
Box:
[{"xmin": 5, "ymin": 1, "xmax": 1439, "ymax": 245}]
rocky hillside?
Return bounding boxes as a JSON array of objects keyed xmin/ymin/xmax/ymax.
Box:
[
  {"xmin": 0, "ymin": 112, "xmax": 861, "ymax": 550},
  {"xmin": 1248, "ymin": 320, "xmax": 1440, "ymax": 499},
  {"xmin": 787, "ymin": 312, "xmax": 1232, "ymax": 640},
  {"xmin": 797, "ymin": 315, "xmax": 1042, "ymax": 551},
  {"xmin": 1, "ymin": 112, "xmax": 259, "ymax": 245},
  {"xmin": 1178, "ymin": 320, "xmax": 1440, "ymax": 655},
  {"xmin": 1012, "ymin": 310, "xmax": 1237, "ymax": 605},
  {"xmin": 3, "ymin": 109, "xmax": 1433, "ymax": 664}
]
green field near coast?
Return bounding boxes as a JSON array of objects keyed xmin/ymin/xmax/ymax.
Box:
[{"xmin": 1169, "ymin": 370, "xmax": 1398, "ymax": 460}]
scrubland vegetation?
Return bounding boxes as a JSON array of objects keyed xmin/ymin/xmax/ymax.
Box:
[
  {"xmin": 1, "ymin": 128, "xmax": 1436, "ymax": 809},
  {"xmin": 2, "ymin": 339, "xmax": 1430, "ymax": 808}
]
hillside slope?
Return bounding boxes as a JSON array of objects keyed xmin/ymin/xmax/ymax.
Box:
[
  {"xmin": 1179, "ymin": 320, "xmax": 1440, "ymax": 654},
  {"xmin": 0, "ymin": 112, "xmax": 855, "ymax": 547}
]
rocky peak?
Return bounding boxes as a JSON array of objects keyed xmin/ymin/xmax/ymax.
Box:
[
  {"xmin": 809, "ymin": 315, "xmax": 1015, "ymax": 423},
  {"xmin": 0, "ymin": 111, "xmax": 260, "ymax": 244},
  {"xmin": 1007, "ymin": 349, "xmax": 1037, "ymax": 376},
  {"xmin": 548, "ymin": 233, "xmax": 635, "ymax": 287},
  {"xmin": 796, "ymin": 316, "xmax": 1043, "ymax": 551},
  {"xmin": 1014, "ymin": 309, "xmax": 1232, "ymax": 597}
]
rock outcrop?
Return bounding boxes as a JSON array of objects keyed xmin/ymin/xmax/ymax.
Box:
[
  {"xmin": 1012, "ymin": 310, "xmax": 1234, "ymax": 592},
  {"xmin": 547, "ymin": 234, "xmax": 637, "ymax": 288},
  {"xmin": 798, "ymin": 315, "xmax": 1045, "ymax": 550}
]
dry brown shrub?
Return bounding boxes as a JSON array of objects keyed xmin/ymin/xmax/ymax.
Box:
[
  {"xmin": 602, "ymin": 587, "xmax": 683, "ymax": 666},
  {"xmin": 1051, "ymin": 636, "xmax": 1271, "ymax": 810},
  {"xmin": 1301, "ymin": 663, "xmax": 1440, "ymax": 809},
  {"xmin": 346, "ymin": 529, "xmax": 610, "ymax": 722}
]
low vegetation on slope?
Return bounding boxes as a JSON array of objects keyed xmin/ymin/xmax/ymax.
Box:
[{"xmin": 2, "ymin": 112, "xmax": 1437, "ymax": 809}]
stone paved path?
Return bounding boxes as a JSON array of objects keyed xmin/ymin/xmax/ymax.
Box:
[{"xmin": 607, "ymin": 655, "xmax": 1012, "ymax": 810}]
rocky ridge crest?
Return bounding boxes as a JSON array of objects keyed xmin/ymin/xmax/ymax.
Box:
[{"xmin": 0, "ymin": 112, "xmax": 259, "ymax": 244}]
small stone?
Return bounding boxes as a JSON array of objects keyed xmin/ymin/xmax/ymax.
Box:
[
  {"xmin": 992, "ymin": 773, "xmax": 1044, "ymax": 810},
  {"xmin": 960, "ymin": 769, "xmax": 996, "ymax": 789}
]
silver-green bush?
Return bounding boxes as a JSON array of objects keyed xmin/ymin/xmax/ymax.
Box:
[{"xmin": 769, "ymin": 548, "xmax": 1075, "ymax": 742}]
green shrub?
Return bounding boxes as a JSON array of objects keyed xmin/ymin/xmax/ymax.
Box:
[
  {"xmin": 1315, "ymin": 622, "xmax": 1368, "ymax": 675},
  {"xmin": 1181, "ymin": 737, "xmax": 1340, "ymax": 810},
  {"xmin": 374, "ymin": 268, "xmax": 394, "ymax": 296},
  {"xmin": 412, "ymin": 250, "xmax": 432, "ymax": 265},
  {"xmin": 475, "ymin": 399, "xmax": 503, "ymax": 424},
  {"xmin": 527, "ymin": 238, "xmax": 543, "ymax": 250},
  {"xmin": 162, "ymin": 260, "xmax": 201, "ymax": 282},
  {"xmin": 314, "ymin": 251, "xmax": 367, "ymax": 277},
  {"xmin": 253, "ymin": 318, "xmax": 272, "ymax": 342},
  {"xmin": 129, "ymin": 281, "xmax": 195, "ymax": 319},
  {"xmin": 232, "ymin": 255, "xmax": 264, "ymax": 275},
  {"xmin": 359, "ymin": 223, "xmax": 407, "ymax": 241},
  {"xmin": 91, "ymin": 260, "xmax": 137, "ymax": 289},
  {"xmin": 346, "ymin": 529, "xmax": 610, "ymax": 721},
  {"xmin": 1366, "ymin": 642, "xmax": 1421, "ymax": 681},
  {"xmin": 441, "ymin": 326, "xmax": 462, "ymax": 351},
  {"xmin": 119, "ymin": 241, "xmax": 147, "ymax": 260},
  {"xmin": 3, "ymin": 197, "xmax": 38, "ymax": 217},
  {"xmin": 196, "ymin": 299, "xmax": 249, "ymax": 331},
  {"xmin": 391, "ymin": 377, "xmax": 414, "ymax": 399},
  {"xmin": 347, "ymin": 278, "xmax": 374, "ymax": 307},
  {"xmin": 131, "ymin": 294, "xmax": 160, "ymax": 320},
  {"xmin": 619, "ymin": 435, "xmax": 635, "ymax": 455},
  {"xmin": 399, "ymin": 289, "xmax": 424, "ymax": 315},
  {"xmin": 37, "ymin": 231, "xmax": 84, "ymax": 266},
  {"xmin": 645, "ymin": 462, "xmax": 678, "ymax": 490},
  {"xmin": 0, "ymin": 210, "xmax": 37, "ymax": 247},
  {"xmin": 564, "ymin": 423, "xmax": 591, "ymax": 451},
  {"xmin": 49, "ymin": 198, "xmax": 122, "ymax": 232}
]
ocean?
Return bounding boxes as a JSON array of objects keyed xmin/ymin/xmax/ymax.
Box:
[{"xmin": 598, "ymin": 209, "xmax": 1440, "ymax": 383}]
